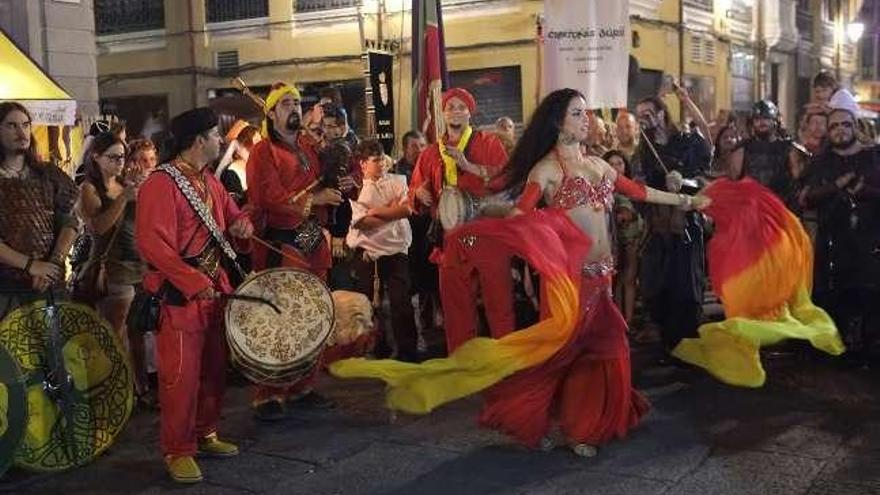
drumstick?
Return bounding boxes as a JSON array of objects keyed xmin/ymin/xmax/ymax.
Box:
[
  {"xmin": 291, "ymin": 179, "xmax": 321, "ymax": 203},
  {"xmin": 251, "ymin": 235, "xmax": 307, "ymax": 265},
  {"xmin": 639, "ymin": 128, "xmax": 670, "ymax": 175}
]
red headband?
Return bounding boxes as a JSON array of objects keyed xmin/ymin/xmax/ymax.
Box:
[{"xmin": 442, "ymin": 88, "xmax": 476, "ymax": 113}]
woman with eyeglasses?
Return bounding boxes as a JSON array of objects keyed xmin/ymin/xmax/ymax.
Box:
[{"xmin": 76, "ymin": 132, "xmax": 150, "ymax": 404}]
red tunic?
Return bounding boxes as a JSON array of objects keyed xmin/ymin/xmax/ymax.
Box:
[
  {"xmin": 246, "ymin": 134, "xmax": 322, "ymax": 231},
  {"xmin": 410, "ymin": 130, "xmax": 509, "ymax": 215},
  {"xmin": 136, "ymin": 166, "xmax": 248, "ymax": 298}
]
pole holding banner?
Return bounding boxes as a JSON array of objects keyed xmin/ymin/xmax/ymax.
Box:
[{"xmin": 542, "ymin": 0, "xmax": 630, "ymax": 109}]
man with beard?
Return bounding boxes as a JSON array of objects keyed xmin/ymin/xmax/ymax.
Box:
[
  {"xmin": 246, "ymin": 82, "xmax": 343, "ymax": 420},
  {"xmin": 634, "ymin": 95, "xmax": 711, "ymax": 357},
  {"xmin": 803, "ymin": 107, "xmax": 880, "ymax": 363},
  {"xmin": 0, "ymin": 102, "xmax": 78, "ymax": 318},
  {"xmin": 410, "ymin": 87, "xmax": 513, "ymax": 352},
  {"xmin": 136, "ymin": 107, "xmax": 254, "ymax": 483},
  {"xmin": 728, "ymin": 100, "xmax": 802, "ymax": 208}
]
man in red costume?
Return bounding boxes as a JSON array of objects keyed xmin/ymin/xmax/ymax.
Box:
[
  {"xmin": 410, "ymin": 88, "xmax": 514, "ymax": 351},
  {"xmin": 246, "ymin": 82, "xmax": 343, "ymax": 421},
  {"xmin": 136, "ymin": 107, "xmax": 254, "ymax": 483}
]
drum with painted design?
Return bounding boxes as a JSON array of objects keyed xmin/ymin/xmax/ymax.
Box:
[{"xmin": 225, "ymin": 268, "xmax": 335, "ymax": 387}]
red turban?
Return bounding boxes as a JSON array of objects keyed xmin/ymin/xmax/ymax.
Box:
[{"xmin": 442, "ymin": 88, "xmax": 476, "ymax": 113}]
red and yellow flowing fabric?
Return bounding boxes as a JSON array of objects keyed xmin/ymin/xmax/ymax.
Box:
[
  {"xmin": 328, "ymin": 210, "xmax": 590, "ymax": 414},
  {"xmin": 672, "ymin": 178, "xmax": 845, "ymax": 387}
]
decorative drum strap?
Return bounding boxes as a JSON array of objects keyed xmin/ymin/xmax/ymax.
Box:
[{"xmin": 158, "ymin": 163, "xmax": 238, "ymax": 262}]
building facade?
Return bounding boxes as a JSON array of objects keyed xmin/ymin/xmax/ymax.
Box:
[
  {"xmin": 1, "ymin": 0, "xmax": 100, "ymax": 116},
  {"xmin": 94, "ymin": 0, "xmax": 863, "ymax": 142}
]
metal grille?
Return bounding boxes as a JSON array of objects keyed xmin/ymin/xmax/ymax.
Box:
[
  {"xmin": 294, "ymin": 0, "xmax": 359, "ymax": 13},
  {"xmin": 797, "ymin": 9, "xmax": 814, "ymax": 41},
  {"xmin": 684, "ymin": 0, "xmax": 713, "ymax": 11},
  {"xmin": 206, "ymin": 0, "xmax": 269, "ymax": 23},
  {"xmin": 690, "ymin": 35, "xmax": 703, "ymax": 64},
  {"xmin": 216, "ymin": 50, "xmax": 240, "ymax": 76},
  {"xmin": 822, "ymin": 23, "xmax": 835, "ymax": 46},
  {"xmin": 703, "ymin": 38, "xmax": 716, "ymax": 65},
  {"xmin": 729, "ymin": 0, "xmax": 753, "ymax": 23},
  {"xmin": 94, "ymin": 0, "xmax": 164, "ymax": 35}
]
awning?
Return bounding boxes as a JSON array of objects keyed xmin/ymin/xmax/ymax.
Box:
[{"xmin": 0, "ymin": 28, "xmax": 76, "ymax": 125}]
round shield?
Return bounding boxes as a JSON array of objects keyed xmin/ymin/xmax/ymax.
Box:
[
  {"xmin": 0, "ymin": 301, "xmax": 134, "ymax": 472},
  {"xmin": 0, "ymin": 344, "xmax": 27, "ymax": 477}
]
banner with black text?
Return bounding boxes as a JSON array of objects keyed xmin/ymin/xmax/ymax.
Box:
[{"xmin": 542, "ymin": 0, "xmax": 629, "ymax": 108}]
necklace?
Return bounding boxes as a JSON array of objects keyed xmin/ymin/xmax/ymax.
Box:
[
  {"xmin": 0, "ymin": 164, "xmax": 28, "ymax": 179},
  {"xmin": 173, "ymin": 157, "xmax": 212, "ymax": 207}
]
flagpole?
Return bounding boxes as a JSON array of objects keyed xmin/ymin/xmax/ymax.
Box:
[
  {"xmin": 535, "ymin": 14, "xmax": 543, "ymax": 107},
  {"xmin": 358, "ymin": 0, "xmax": 377, "ymax": 137}
]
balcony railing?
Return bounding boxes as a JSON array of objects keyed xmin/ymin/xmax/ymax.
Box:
[
  {"xmin": 294, "ymin": 0, "xmax": 359, "ymax": 13},
  {"xmin": 684, "ymin": 0, "xmax": 713, "ymax": 12},
  {"xmin": 796, "ymin": 10, "xmax": 813, "ymax": 41},
  {"xmin": 206, "ymin": 0, "xmax": 269, "ymax": 24},
  {"xmin": 95, "ymin": 0, "xmax": 164, "ymax": 35},
  {"xmin": 821, "ymin": 22, "xmax": 835, "ymax": 46},
  {"xmin": 728, "ymin": 1, "xmax": 753, "ymax": 24}
]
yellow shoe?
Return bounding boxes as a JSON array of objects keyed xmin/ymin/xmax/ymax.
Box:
[
  {"xmin": 165, "ymin": 455, "xmax": 203, "ymax": 484},
  {"xmin": 197, "ymin": 432, "xmax": 240, "ymax": 458}
]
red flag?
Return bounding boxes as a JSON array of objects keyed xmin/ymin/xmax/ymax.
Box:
[{"xmin": 412, "ymin": 0, "xmax": 447, "ymax": 143}]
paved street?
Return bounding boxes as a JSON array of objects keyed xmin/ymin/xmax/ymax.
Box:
[{"xmin": 2, "ymin": 347, "xmax": 879, "ymax": 495}]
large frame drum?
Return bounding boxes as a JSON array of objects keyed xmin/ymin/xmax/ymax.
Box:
[
  {"xmin": 225, "ymin": 268, "xmax": 335, "ymax": 387},
  {"xmin": 438, "ymin": 187, "xmax": 477, "ymax": 231}
]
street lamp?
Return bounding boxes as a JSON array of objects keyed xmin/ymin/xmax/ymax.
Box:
[{"xmin": 847, "ymin": 22, "xmax": 865, "ymax": 43}]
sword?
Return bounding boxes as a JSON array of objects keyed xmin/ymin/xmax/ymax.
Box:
[{"xmin": 41, "ymin": 290, "xmax": 83, "ymax": 466}]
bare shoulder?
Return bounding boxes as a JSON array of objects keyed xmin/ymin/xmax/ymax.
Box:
[
  {"xmin": 585, "ymin": 155, "xmax": 615, "ymax": 179},
  {"xmin": 530, "ymin": 155, "xmax": 562, "ymax": 183}
]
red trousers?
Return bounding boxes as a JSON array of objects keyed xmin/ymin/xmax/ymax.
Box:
[
  {"xmin": 440, "ymin": 233, "xmax": 516, "ymax": 352},
  {"xmin": 157, "ymin": 298, "xmax": 227, "ymax": 457},
  {"xmin": 479, "ymin": 276, "xmax": 649, "ymax": 447},
  {"xmin": 252, "ymin": 240, "xmax": 330, "ymax": 405}
]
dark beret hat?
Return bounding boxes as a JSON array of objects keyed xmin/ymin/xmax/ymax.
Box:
[{"xmin": 171, "ymin": 107, "xmax": 218, "ymax": 142}]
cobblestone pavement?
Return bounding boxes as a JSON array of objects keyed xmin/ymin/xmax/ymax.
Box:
[{"xmin": 2, "ymin": 346, "xmax": 879, "ymax": 495}]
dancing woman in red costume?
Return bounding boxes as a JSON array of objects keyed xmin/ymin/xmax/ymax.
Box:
[
  {"xmin": 495, "ymin": 88, "xmax": 711, "ymax": 456},
  {"xmin": 330, "ymin": 89, "xmax": 710, "ymax": 458}
]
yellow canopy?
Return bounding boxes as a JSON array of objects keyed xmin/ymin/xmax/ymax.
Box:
[{"xmin": 0, "ymin": 28, "xmax": 75, "ymax": 125}]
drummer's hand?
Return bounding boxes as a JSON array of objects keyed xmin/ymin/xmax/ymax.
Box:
[
  {"xmin": 28, "ymin": 259, "xmax": 62, "ymax": 280},
  {"xmin": 415, "ymin": 185, "xmax": 433, "ymax": 207},
  {"xmin": 691, "ymin": 194, "xmax": 712, "ymax": 211},
  {"xmin": 331, "ymin": 237, "xmax": 346, "ymax": 258},
  {"xmin": 445, "ymin": 147, "xmax": 469, "ymax": 169},
  {"xmin": 194, "ymin": 287, "xmax": 217, "ymax": 300},
  {"xmin": 229, "ymin": 217, "xmax": 254, "ymax": 239},
  {"xmin": 338, "ymin": 175, "xmax": 358, "ymax": 192},
  {"xmin": 31, "ymin": 274, "xmax": 52, "ymax": 292},
  {"xmin": 313, "ymin": 188, "xmax": 343, "ymax": 207},
  {"xmin": 507, "ymin": 207, "xmax": 524, "ymax": 218}
]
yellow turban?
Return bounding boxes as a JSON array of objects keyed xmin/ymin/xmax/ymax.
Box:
[
  {"xmin": 262, "ymin": 83, "xmax": 301, "ymax": 137},
  {"xmin": 264, "ymin": 84, "xmax": 301, "ymax": 113}
]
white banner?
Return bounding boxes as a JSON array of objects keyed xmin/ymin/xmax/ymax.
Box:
[
  {"xmin": 543, "ymin": 0, "xmax": 630, "ymax": 108},
  {"xmin": 18, "ymin": 100, "xmax": 77, "ymax": 126}
]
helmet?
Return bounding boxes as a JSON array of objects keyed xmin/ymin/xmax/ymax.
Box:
[{"xmin": 752, "ymin": 100, "xmax": 779, "ymax": 120}]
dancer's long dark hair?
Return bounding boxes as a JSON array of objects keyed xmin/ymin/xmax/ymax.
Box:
[{"xmin": 503, "ymin": 88, "xmax": 584, "ymax": 194}]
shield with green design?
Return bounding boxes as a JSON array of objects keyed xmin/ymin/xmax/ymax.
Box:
[
  {"xmin": 0, "ymin": 301, "xmax": 133, "ymax": 472},
  {"xmin": 0, "ymin": 344, "xmax": 26, "ymax": 477}
]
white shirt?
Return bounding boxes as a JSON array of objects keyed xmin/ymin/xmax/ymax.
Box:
[{"xmin": 346, "ymin": 173, "xmax": 412, "ymax": 260}]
